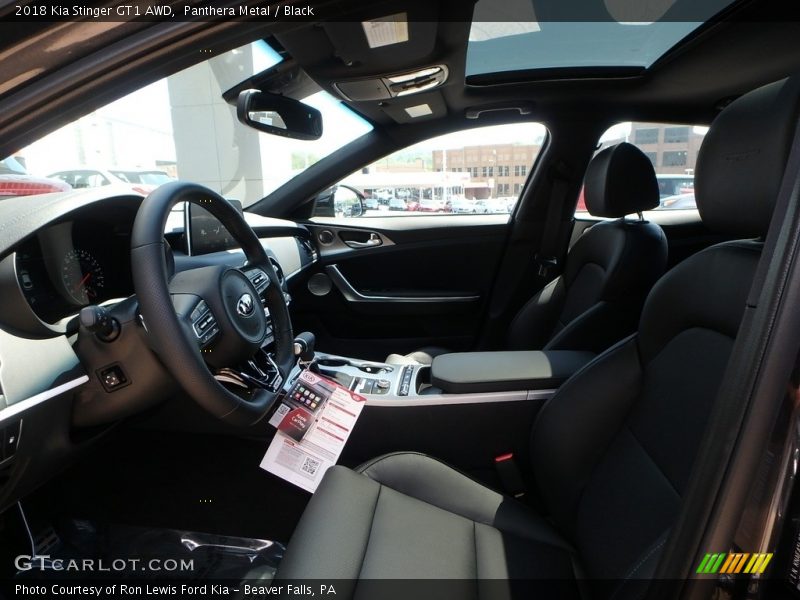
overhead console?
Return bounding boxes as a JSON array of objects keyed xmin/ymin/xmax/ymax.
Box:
[
  {"xmin": 260, "ymin": 2, "xmax": 473, "ymax": 125},
  {"xmin": 334, "ymin": 65, "xmax": 449, "ymax": 101}
]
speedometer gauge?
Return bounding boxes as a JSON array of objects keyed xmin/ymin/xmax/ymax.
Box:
[{"xmin": 61, "ymin": 249, "xmax": 105, "ymax": 305}]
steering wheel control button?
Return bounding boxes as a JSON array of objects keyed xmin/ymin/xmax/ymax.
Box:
[
  {"xmin": 199, "ymin": 326, "xmax": 220, "ymax": 347},
  {"xmin": 191, "ymin": 303, "xmax": 218, "ymax": 347},
  {"xmin": 97, "ymin": 363, "xmax": 130, "ymax": 393},
  {"xmin": 196, "ymin": 313, "xmax": 215, "ymax": 332},
  {"xmin": 190, "ymin": 300, "xmax": 209, "ymax": 322},
  {"xmin": 246, "ymin": 269, "xmax": 269, "ymax": 293}
]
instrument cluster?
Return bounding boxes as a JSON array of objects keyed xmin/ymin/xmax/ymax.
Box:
[{"xmin": 15, "ymin": 217, "xmax": 134, "ymax": 324}]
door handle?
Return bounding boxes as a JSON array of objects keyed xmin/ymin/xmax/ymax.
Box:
[
  {"xmin": 325, "ymin": 265, "xmax": 480, "ymax": 304},
  {"xmin": 344, "ymin": 233, "xmax": 382, "ymax": 249}
]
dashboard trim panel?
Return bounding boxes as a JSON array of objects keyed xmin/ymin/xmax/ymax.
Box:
[
  {"xmin": 0, "ymin": 375, "xmax": 88, "ymax": 425},
  {"xmin": 364, "ymin": 389, "xmax": 555, "ymax": 407}
]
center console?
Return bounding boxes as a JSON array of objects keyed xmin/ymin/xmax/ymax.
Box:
[
  {"xmin": 278, "ymin": 341, "xmax": 599, "ymax": 483},
  {"xmin": 305, "ymin": 349, "xmax": 595, "ymax": 406}
]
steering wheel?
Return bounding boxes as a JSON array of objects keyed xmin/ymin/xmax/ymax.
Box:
[{"xmin": 131, "ymin": 182, "xmax": 294, "ymax": 426}]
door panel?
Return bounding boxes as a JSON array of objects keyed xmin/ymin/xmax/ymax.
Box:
[
  {"xmin": 290, "ymin": 217, "xmax": 509, "ymax": 360},
  {"xmin": 289, "ymin": 120, "xmax": 545, "ymax": 360}
]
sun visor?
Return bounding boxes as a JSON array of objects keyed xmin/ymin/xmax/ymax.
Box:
[{"xmin": 321, "ymin": 12, "xmax": 438, "ymax": 69}]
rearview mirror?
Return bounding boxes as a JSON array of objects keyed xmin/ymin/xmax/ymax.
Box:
[{"xmin": 236, "ymin": 90, "xmax": 323, "ymax": 141}]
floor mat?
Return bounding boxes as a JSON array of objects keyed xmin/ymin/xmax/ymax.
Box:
[{"xmin": 27, "ymin": 429, "xmax": 311, "ymax": 544}]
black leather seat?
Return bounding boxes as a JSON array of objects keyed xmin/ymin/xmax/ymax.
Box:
[
  {"xmin": 277, "ymin": 76, "xmax": 800, "ymax": 594},
  {"xmin": 386, "ymin": 142, "xmax": 668, "ymax": 365}
]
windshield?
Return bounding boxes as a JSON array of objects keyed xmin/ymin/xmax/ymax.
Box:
[{"xmin": 16, "ymin": 40, "xmax": 373, "ymax": 208}]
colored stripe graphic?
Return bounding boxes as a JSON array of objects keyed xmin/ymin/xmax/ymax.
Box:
[
  {"xmin": 697, "ymin": 552, "xmax": 773, "ymax": 575},
  {"xmin": 696, "ymin": 554, "xmax": 712, "ymax": 574},
  {"xmin": 719, "ymin": 554, "xmax": 736, "ymax": 573},
  {"xmin": 733, "ymin": 553, "xmax": 750, "ymax": 573},
  {"xmin": 711, "ymin": 554, "xmax": 726, "ymax": 573}
]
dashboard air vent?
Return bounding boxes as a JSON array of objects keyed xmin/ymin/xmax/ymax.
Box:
[{"xmin": 269, "ymin": 258, "xmax": 285, "ymax": 285}]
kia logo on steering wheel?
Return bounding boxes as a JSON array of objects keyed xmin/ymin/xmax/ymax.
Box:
[{"xmin": 236, "ymin": 293, "xmax": 255, "ymax": 317}]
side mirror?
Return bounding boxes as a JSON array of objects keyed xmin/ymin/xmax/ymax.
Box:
[
  {"xmin": 236, "ymin": 90, "xmax": 323, "ymax": 140},
  {"xmin": 313, "ymin": 185, "xmax": 365, "ymax": 218}
]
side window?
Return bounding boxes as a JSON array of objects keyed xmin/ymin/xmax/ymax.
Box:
[
  {"xmin": 577, "ymin": 121, "xmax": 707, "ymax": 214},
  {"xmin": 314, "ymin": 122, "xmax": 546, "ymax": 218}
]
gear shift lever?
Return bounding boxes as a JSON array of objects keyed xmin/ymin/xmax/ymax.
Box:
[{"xmin": 294, "ymin": 331, "xmax": 316, "ymax": 363}]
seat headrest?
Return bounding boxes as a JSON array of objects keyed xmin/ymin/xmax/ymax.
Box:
[
  {"xmin": 583, "ymin": 142, "xmax": 660, "ymax": 218},
  {"xmin": 696, "ymin": 76, "xmax": 800, "ymax": 237}
]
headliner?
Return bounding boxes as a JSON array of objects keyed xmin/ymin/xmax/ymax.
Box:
[{"xmin": 0, "ymin": 0, "xmax": 799, "ymax": 160}]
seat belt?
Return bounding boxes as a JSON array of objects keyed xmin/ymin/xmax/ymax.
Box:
[
  {"xmin": 494, "ymin": 452, "xmax": 527, "ymax": 498},
  {"xmin": 535, "ymin": 162, "xmax": 571, "ymax": 279}
]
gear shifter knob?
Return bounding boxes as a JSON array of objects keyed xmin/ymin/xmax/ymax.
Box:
[{"xmin": 293, "ymin": 331, "xmax": 316, "ymax": 362}]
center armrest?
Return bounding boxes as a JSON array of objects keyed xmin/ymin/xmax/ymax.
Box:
[{"xmin": 430, "ymin": 350, "xmax": 595, "ymax": 394}]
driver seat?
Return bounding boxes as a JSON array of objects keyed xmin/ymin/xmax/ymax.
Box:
[{"xmin": 274, "ymin": 77, "xmax": 800, "ymax": 593}]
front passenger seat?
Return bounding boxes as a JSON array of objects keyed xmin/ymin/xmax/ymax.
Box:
[
  {"xmin": 387, "ymin": 142, "xmax": 667, "ymax": 365},
  {"xmin": 276, "ymin": 76, "xmax": 800, "ymax": 592}
]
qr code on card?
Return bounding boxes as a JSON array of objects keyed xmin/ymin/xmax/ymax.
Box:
[
  {"xmin": 301, "ymin": 456, "xmax": 320, "ymax": 476},
  {"xmin": 268, "ymin": 402, "xmax": 291, "ymax": 427}
]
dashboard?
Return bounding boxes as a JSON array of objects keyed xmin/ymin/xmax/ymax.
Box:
[{"xmin": 0, "ymin": 195, "xmax": 317, "ymax": 331}]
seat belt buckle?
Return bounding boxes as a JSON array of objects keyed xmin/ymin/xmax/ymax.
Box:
[
  {"xmin": 535, "ymin": 255, "xmax": 558, "ymax": 278},
  {"xmin": 494, "ymin": 453, "xmax": 526, "ymax": 498}
]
